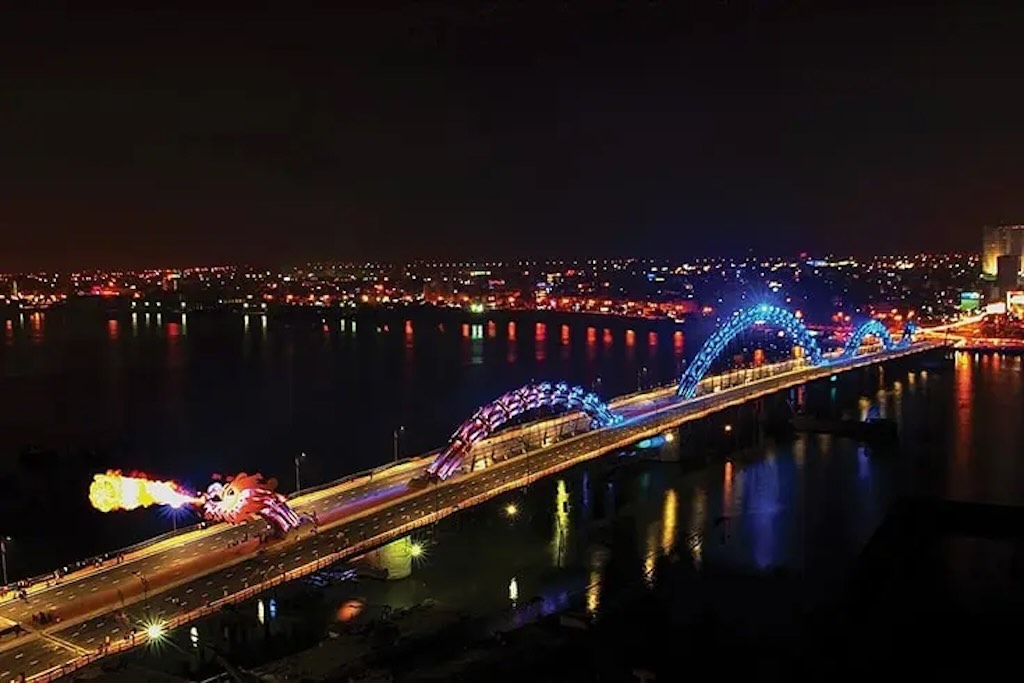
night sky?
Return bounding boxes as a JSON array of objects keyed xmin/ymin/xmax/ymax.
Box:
[{"xmin": 2, "ymin": 3, "xmax": 1024, "ymax": 270}]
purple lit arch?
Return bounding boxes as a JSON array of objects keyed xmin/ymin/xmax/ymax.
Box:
[{"xmin": 427, "ymin": 382, "xmax": 623, "ymax": 480}]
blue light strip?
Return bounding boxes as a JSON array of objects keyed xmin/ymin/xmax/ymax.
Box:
[{"xmin": 676, "ymin": 303, "xmax": 822, "ymax": 399}]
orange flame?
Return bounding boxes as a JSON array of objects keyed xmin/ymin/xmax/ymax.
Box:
[{"xmin": 89, "ymin": 470, "xmax": 201, "ymax": 513}]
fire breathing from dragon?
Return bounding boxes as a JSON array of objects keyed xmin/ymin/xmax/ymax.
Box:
[{"xmin": 88, "ymin": 470, "xmax": 303, "ymax": 534}]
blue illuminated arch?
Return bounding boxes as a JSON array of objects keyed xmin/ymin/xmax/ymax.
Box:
[
  {"xmin": 676, "ymin": 304, "xmax": 822, "ymax": 399},
  {"xmin": 839, "ymin": 319, "xmax": 895, "ymax": 359},
  {"xmin": 898, "ymin": 321, "xmax": 917, "ymax": 348},
  {"xmin": 427, "ymin": 382, "xmax": 623, "ymax": 480},
  {"xmin": 839, "ymin": 319, "xmax": 917, "ymax": 359}
]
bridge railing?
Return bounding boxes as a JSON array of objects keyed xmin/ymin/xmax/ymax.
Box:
[
  {"xmin": 7, "ymin": 521, "xmax": 211, "ymax": 597},
  {"xmin": 287, "ymin": 455, "xmax": 430, "ymax": 501},
  {"xmin": 691, "ymin": 357, "xmax": 810, "ymax": 397}
]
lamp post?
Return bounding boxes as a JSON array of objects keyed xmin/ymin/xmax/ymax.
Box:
[
  {"xmin": 294, "ymin": 452, "xmax": 306, "ymax": 493},
  {"xmin": 133, "ymin": 571, "xmax": 150, "ymax": 614},
  {"xmin": 393, "ymin": 426, "xmax": 405, "ymax": 462},
  {"xmin": 1, "ymin": 537, "xmax": 9, "ymax": 586}
]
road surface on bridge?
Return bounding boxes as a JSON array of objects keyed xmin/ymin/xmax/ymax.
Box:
[{"xmin": 0, "ymin": 341, "xmax": 941, "ymax": 681}]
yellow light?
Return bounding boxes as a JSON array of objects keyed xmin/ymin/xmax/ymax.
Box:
[
  {"xmin": 504, "ymin": 503, "xmax": 518, "ymax": 518},
  {"xmin": 663, "ymin": 432, "xmax": 674, "ymax": 442},
  {"xmin": 409, "ymin": 541, "xmax": 424, "ymax": 558},
  {"xmin": 145, "ymin": 622, "xmax": 166, "ymax": 641},
  {"xmin": 724, "ymin": 424, "xmax": 732, "ymax": 433}
]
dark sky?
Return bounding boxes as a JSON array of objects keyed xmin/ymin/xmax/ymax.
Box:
[{"xmin": 2, "ymin": 3, "xmax": 1023, "ymax": 270}]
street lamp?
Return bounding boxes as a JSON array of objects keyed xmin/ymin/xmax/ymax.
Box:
[
  {"xmin": 1, "ymin": 537, "xmax": 9, "ymax": 586},
  {"xmin": 133, "ymin": 571, "xmax": 150, "ymax": 613},
  {"xmin": 145, "ymin": 620, "xmax": 166, "ymax": 642},
  {"xmin": 394, "ymin": 426, "xmax": 405, "ymax": 462},
  {"xmin": 294, "ymin": 452, "xmax": 306, "ymax": 493}
]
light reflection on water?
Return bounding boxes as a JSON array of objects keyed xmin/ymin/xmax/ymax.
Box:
[
  {"xmin": 690, "ymin": 486, "xmax": 706, "ymax": 568},
  {"xmin": 586, "ymin": 546, "xmax": 608, "ymax": 615},
  {"xmin": 552, "ymin": 479, "xmax": 570, "ymax": 568}
]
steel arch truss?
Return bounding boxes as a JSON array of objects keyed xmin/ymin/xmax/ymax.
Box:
[
  {"xmin": 676, "ymin": 304, "xmax": 823, "ymax": 399},
  {"xmin": 839, "ymin": 319, "xmax": 895, "ymax": 359},
  {"xmin": 839, "ymin": 319, "xmax": 917, "ymax": 359},
  {"xmin": 427, "ymin": 382, "xmax": 623, "ymax": 480},
  {"xmin": 898, "ymin": 321, "xmax": 918, "ymax": 348}
]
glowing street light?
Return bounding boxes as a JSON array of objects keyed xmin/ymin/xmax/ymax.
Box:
[
  {"xmin": 409, "ymin": 541, "xmax": 424, "ymax": 559},
  {"xmin": 504, "ymin": 503, "xmax": 518, "ymax": 518},
  {"xmin": 724, "ymin": 424, "xmax": 733, "ymax": 433},
  {"xmin": 1, "ymin": 536, "xmax": 10, "ymax": 586},
  {"xmin": 145, "ymin": 621, "xmax": 167, "ymax": 642},
  {"xmin": 294, "ymin": 452, "xmax": 307, "ymax": 493}
]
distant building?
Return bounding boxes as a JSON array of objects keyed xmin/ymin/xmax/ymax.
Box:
[
  {"xmin": 982, "ymin": 224, "xmax": 1024, "ymax": 278},
  {"xmin": 996, "ymin": 254, "xmax": 1021, "ymax": 291}
]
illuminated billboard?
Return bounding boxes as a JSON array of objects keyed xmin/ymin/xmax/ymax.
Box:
[
  {"xmin": 960, "ymin": 291, "xmax": 982, "ymax": 312},
  {"xmin": 986, "ymin": 302, "xmax": 1007, "ymax": 315},
  {"xmin": 1008, "ymin": 291, "xmax": 1024, "ymax": 317}
]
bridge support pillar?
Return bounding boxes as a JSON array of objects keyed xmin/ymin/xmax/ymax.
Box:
[{"xmin": 360, "ymin": 536, "xmax": 413, "ymax": 580}]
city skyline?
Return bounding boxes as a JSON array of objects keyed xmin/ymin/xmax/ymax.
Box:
[{"xmin": 3, "ymin": 4, "xmax": 1024, "ymax": 270}]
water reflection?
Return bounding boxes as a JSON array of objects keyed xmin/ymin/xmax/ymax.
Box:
[
  {"xmin": 954, "ymin": 351, "xmax": 972, "ymax": 466},
  {"xmin": 29, "ymin": 312, "xmax": 43, "ymax": 344},
  {"xmin": 723, "ymin": 460, "xmax": 735, "ymax": 513},
  {"xmin": 552, "ymin": 480, "xmax": 570, "ymax": 567},
  {"xmin": 586, "ymin": 546, "xmax": 608, "ymax": 615},
  {"xmin": 507, "ymin": 322, "xmax": 517, "ymax": 363},
  {"xmin": 643, "ymin": 521, "xmax": 657, "ymax": 588},
  {"xmin": 470, "ymin": 324, "xmax": 484, "ymax": 365},
  {"xmin": 690, "ymin": 486, "xmax": 707, "ymax": 568},
  {"xmin": 660, "ymin": 489, "xmax": 677, "ymax": 555},
  {"xmin": 746, "ymin": 454, "xmax": 781, "ymax": 569}
]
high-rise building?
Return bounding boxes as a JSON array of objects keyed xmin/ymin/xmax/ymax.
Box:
[
  {"xmin": 997, "ymin": 254, "xmax": 1022, "ymax": 290},
  {"xmin": 982, "ymin": 224, "xmax": 1024, "ymax": 278}
]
